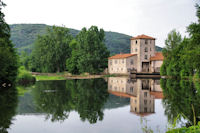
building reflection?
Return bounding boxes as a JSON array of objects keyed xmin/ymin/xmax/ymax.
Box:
[{"xmin": 107, "ymin": 77, "xmax": 163, "ymax": 117}]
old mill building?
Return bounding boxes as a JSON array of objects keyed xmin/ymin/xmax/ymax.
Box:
[{"xmin": 108, "ymin": 34, "xmax": 164, "ymax": 74}]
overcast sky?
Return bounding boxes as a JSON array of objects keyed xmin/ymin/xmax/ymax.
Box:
[{"xmin": 3, "ymin": 0, "xmax": 199, "ymax": 47}]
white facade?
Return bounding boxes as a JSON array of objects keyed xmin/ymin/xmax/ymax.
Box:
[{"xmin": 108, "ymin": 55, "xmax": 137, "ymax": 74}]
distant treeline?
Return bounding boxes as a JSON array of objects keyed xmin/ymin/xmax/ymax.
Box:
[{"xmin": 161, "ymin": 4, "xmax": 200, "ymax": 79}]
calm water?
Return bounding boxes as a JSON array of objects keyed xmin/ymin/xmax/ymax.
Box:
[{"xmin": 1, "ymin": 77, "xmax": 200, "ymax": 133}]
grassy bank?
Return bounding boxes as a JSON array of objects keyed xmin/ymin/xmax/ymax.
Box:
[
  {"xmin": 35, "ymin": 75, "xmax": 66, "ymax": 81},
  {"xmin": 32, "ymin": 72, "xmax": 119, "ymax": 81},
  {"xmin": 17, "ymin": 66, "xmax": 36, "ymax": 85}
]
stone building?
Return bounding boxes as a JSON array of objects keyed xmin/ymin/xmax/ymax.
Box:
[{"xmin": 108, "ymin": 34, "xmax": 164, "ymax": 74}]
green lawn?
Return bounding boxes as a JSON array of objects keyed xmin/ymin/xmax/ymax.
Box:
[{"xmin": 35, "ymin": 75, "xmax": 66, "ymax": 81}]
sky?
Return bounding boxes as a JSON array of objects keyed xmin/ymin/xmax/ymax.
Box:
[{"xmin": 3, "ymin": 0, "xmax": 199, "ymax": 47}]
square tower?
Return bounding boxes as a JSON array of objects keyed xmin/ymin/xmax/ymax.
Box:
[{"xmin": 130, "ymin": 35, "xmax": 156, "ymax": 72}]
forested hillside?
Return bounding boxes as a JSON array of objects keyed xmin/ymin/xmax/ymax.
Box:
[{"xmin": 10, "ymin": 24, "xmax": 162, "ymax": 54}]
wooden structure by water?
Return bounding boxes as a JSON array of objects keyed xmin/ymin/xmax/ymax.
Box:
[{"xmin": 129, "ymin": 70, "xmax": 161, "ymax": 78}]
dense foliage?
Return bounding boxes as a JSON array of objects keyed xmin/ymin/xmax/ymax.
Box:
[
  {"xmin": 30, "ymin": 26, "xmax": 72, "ymax": 72},
  {"xmin": 0, "ymin": 1, "xmax": 18, "ymax": 86},
  {"xmin": 16, "ymin": 66, "xmax": 36, "ymax": 85},
  {"xmin": 9, "ymin": 24, "xmax": 163, "ymax": 55},
  {"xmin": 161, "ymin": 5, "xmax": 200, "ymax": 78},
  {"xmin": 66, "ymin": 26, "xmax": 110, "ymax": 74}
]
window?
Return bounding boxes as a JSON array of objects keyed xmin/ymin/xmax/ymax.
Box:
[
  {"xmin": 145, "ymin": 55, "xmax": 148, "ymax": 59},
  {"xmin": 144, "ymin": 100, "xmax": 147, "ymax": 105},
  {"xmin": 110, "ymin": 85, "xmax": 112, "ymax": 89},
  {"xmin": 115, "ymin": 60, "xmax": 117, "ymax": 64},
  {"xmin": 114, "ymin": 86, "xmax": 117, "ymax": 90},
  {"xmin": 122, "ymin": 59, "xmax": 124, "ymax": 63},
  {"xmin": 136, "ymin": 40, "xmax": 137, "ymax": 44},
  {"xmin": 144, "ymin": 92, "xmax": 147, "ymax": 97},
  {"xmin": 121, "ymin": 68, "xmax": 123, "ymax": 71},
  {"xmin": 144, "ymin": 107, "xmax": 147, "ymax": 113},
  {"xmin": 150, "ymin": 48, "xmax": 151, "ymax": 51},
  {"xmin": 144, "ymin": 47, "xmax": 148, "ymax": 52},
  {"xmin": 145, "ymin": 40, "xmax": 148, "ymax": 44},
  {"xmin": 150, "ymin": 40, "xmax": 152, "ymax": 44},
  {"xmin": 130, "ymin": 59, "xmax": 134, "ymax": 65},
  {"xmin": 110, "ymin": 60, "xmax": 112, "ymax": 65},
  {"xmin": 135, "ymin": 48, "xmax": 137, "ymax": 52},
  {"xmin": 130, "ymin": 87, "xmax": 133, "ymax": 92},
  {"xmin": 135, "ymin": 108, "xmax": 137, "ymax": 111}
]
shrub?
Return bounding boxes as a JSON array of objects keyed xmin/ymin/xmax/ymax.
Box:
[{"xmin": 17, "ymin": 66, "xmax": 36, "ymax": 85}]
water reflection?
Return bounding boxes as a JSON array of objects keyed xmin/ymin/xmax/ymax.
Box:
[
  {"xmin": 32, "ymin": 79, "xmax": 109, "ymax": 123},
  {"xmin": 161, "ymin": 79, "xmax": 200, "ymax": 126},
  {"xmin": 107, "ymin": 77, "xmax": 163, "ymax": 116},
  {"xmin": 8, "ymin": 77, "xmax": 200, "ymax": 133},
  {"xmin": 0, "ymin": 86, "xmax": 18, "ymax": 133}
]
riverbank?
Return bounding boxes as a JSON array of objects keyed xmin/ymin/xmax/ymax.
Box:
[{"xmin": 32, "ymin": 72, "xmax": 114, "ymax": 81}]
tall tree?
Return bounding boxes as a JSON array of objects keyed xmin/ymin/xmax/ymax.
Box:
[
  {"xmin": 161, "ymin": 30, "xmax": 182, "ymax": 76},
  {"xmin": 31, "ymin": 26, "xmax": 72, "ymax": 73},
  {"xmin": 0, "ymin": 1, "xmax": 18, "ymax": 86},
  {"xmin": 161, "ymin": 4, "xmax": 200, "ymax": 78},
  {"xmin": 67, "ymin": 26, "xmax": 110, "ymax": 74}
]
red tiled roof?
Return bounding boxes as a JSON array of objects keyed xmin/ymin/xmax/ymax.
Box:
[
  {"xmin": 108, "ymin": 53, "xmax": 137, "ymax": 59},
  {"xmin": 150, "ymin": 52, "xmax": 164, "ymax": 61},
  {"xmin": 150, "ymin": 92, "xmax": 164, "ymax": 99},
  {"xmin": 108, "ymin": 90, "xmax": 135, "ymax": 98},
  {"xmin": 130, "ymin": 34, "xmax": 155, "ymax": 40}
]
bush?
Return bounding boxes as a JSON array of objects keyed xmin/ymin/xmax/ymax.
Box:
[{"xmin": 17, "ymin": 66, "xmax": 36, "ymax": 85}]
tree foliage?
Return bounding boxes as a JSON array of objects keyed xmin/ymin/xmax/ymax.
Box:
[
  {"xmin": 31, "ymin": 26, "xmax": 72, "ymax": 72},
  {"xmin": 66, "ymin": 26, "xmax": 110, "ymax": 74},
  {"xmin": 161, "ymin": 4, "xmax": 200, "ymax": 78},
  {"xmin": 0, "ymin": 1, "xmax": 18, "ymax": 85}
]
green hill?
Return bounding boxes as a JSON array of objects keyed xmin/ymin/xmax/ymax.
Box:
[{"xmin": 9, "ymin": 24, "xmax": 162, "ymax": 54}]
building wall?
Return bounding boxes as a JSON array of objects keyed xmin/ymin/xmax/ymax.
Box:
[
  {"xmin": 131, "ymin": 39, "xmax": 156, "ymax": 72},
  {"xmin": 108, "ymin": 58, "xmax": 126, "ymax": 74},
  {"xmin": 151, "ymin": 60, "xmax": 163, "ymax": 73},
  {"xmin": 126, "ymin": 56, "xmax": 138, "ymax": 72},
  {"xmin": 108, "ymin": 56, "xmax": 137, "ymax": 74}
]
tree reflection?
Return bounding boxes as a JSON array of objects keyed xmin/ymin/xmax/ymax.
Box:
[
  {"xmin": 32, "ymin": 80, "xmax": 73, "ymax": 122},
  {"xmin": 0, "ymin": 86, "xmax": 18, "ymax": 133},
  {"xmin": 161, "ymin": 79, "xmax": 200, "ymax": 126},
  {"xmin": 73, "ymin": 79, "xmax": 109, "ymax": 124},
  {"xmin": 33, "ymin": 79, "xmax": 109, "ymax": 123}
]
